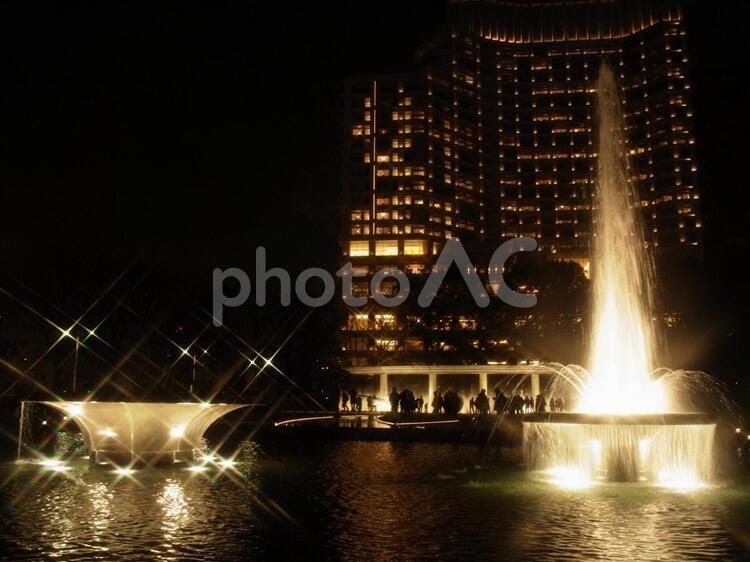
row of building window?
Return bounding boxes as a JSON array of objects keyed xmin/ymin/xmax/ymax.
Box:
[{"xmin": 349, "ymin": 240, "xmax": 429, "ymax": 257}]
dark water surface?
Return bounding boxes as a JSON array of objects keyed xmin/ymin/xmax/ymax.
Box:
[{"xmin": 2, "ymin": 441, "xmax": 750, "ymax": 561}]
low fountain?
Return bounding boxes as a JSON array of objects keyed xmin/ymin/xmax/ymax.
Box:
[
  {"xmin": 19, "ymin": 401, "xmax": 247, "ymax": 466},
  {"xmin": 523, "ymin": 63, "xmax": 715, "ymax": 487}
]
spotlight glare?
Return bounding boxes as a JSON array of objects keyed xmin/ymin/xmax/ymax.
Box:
[
  {"xmin": 67, "ymin": 404, "xmax": 84, "ymax": 417},
  {"xmin": 657, "ymin": 469, "xmax": 704, "ymax": 491},
  {"xmin": 170, "ymin": 425, "xmax": 186, "ymax": 438},
  {"xmin": 545, "ymin": 466, "xmax": 593, "ymax": 490}
]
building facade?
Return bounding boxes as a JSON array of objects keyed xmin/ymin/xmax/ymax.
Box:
[{"xmin": 341, "ymin": 0, "xmax": 700, "ymax": 367}]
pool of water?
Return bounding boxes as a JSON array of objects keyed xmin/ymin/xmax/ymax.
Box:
[{"xmin": 2, "ymin": 441, "xmax": 750, "ymax": 561}]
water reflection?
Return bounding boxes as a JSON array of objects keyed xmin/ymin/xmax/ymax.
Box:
[
  {"xmin": 87, "ymin": 482, "xmax": 113, "ymax": 554},
  {"xmin": 3, "ymin": 442, "xmax": 260, "ymax": 561},
  {"xmin": 1, "ymin": 441, "xmax": 749, "ymax": 561},
  {"xmin": 157, "ymin": 480, "xmax": 189, "ymax": 559}
]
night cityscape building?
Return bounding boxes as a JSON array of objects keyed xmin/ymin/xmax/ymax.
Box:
[{"xmin": 341, "ymin": 0, "xmax": 700, "ymax": 368}]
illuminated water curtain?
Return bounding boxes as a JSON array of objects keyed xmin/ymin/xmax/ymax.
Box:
[
  {"xmin": 20, "ymin": 401, "xmax": 246, "ymax": 466},
  {"xmin": 522, "ymin": 63, "xmax": 715, "ymax": 487}
]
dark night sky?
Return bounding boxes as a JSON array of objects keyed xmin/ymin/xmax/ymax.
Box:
[
  {"xmin": 1, "ymin": 1, "xmax": 749, "ymax": 373},
  {"xmin": 0, "ymin": 1, "xmax": 446, "ymax": 283}
]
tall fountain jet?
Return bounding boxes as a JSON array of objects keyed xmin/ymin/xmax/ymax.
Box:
[
  {"xmin": 579, "ymin": 63, "xmax": 667, "ymax": 414},
  {"xmin": 523, "ymin": 63, "xmax": 714, "ymax": 486}
]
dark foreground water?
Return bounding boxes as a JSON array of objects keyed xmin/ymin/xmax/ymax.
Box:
[{"xmin": 2, "ymin": 440, "xmax": 750, "ymax": 561}]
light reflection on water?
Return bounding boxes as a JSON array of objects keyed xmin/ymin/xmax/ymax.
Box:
[{"xmin": 2, "ymin": 441, "xmax": 750, "ymax": 561}]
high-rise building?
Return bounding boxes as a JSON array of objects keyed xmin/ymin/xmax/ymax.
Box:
[{"xmin": 341, "ymin": 0, "xmax": 700, "ymax": 367}]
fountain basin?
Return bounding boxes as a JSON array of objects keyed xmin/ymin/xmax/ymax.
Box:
[
  {"xmin": 523, "ymin": 412, "xmax": 710, "ymax": 425},
  {"xmin": 523, "ymin": 413, "xmax": 715, "ymax": 485},
  {"xmin": 28, "ymin": 401, "xmax": 247, "ymax": 466}
]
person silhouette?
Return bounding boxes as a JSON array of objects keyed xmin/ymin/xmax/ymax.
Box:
[
  {"xmin": 476, "ymin": 389, "xmax": 490, "ymax": 414},
  {"xmin": 341, "ymin": 390, "xmax": 350, "ymax": 411},
  {"xmin": 431, "ymin": 391, "xmax": 443, "ymax": 414},
  {"xmin": 535, "ymin": 394, "xmax": 547, "ymax": 413},
  {"xmin": 389, "ymin": 387, "xmax": 399, "ymax": 414}
]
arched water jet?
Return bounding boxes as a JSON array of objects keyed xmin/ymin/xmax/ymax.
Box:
[{"xmin": 19, "ymin": 401, "xmax": 247, "ymax": 466}]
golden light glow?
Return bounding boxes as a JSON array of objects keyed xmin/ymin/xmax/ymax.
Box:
[
  {"xmin": 35, "ymin": 458, "xmax": 71, "ymax": 473},
  {"xmin": 656, "ymin": 469, "xmax": 704, "ymax": 492},
  {"xmin": 217, "ymin": 459, "xmax": 236, "ymax": 469},
  {"xmin": 111, "ymin": 467, "xmax": 137, "ymax": 477},
  {"xmin": 170, "ymin": 425, "xmax": 186, "ymax": 439},
  {"xmin": 545, "ymin": 466, "xmax": 593, "ymax": 490},
  {"xmin": 67, "ymin": 403, "xmax": 84, "ymax": 417}
]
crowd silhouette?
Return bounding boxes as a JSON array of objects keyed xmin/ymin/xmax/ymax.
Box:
[{"xmin": 340, "ymin": 386, "xmax": 567, "ymax": 415}]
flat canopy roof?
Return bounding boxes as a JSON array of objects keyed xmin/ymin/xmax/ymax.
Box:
[{"xmin": 346, "ymin": 364, "xmax": 556, "ymax": 375}]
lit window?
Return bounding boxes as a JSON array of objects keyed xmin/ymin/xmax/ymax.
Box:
[
  {"xmin": 406, "ymin": 263, "xmax": 424, "ymax": 274},
  {"xmin": 348, "ymin": 313, "xmax": 369, "ymax": 330},
  {"xmin": 375, "ymin": 240, "xmax": 398, "ymax": 256},
  {"xmin": 404, "ymin": 240, "xmax": 426, "ymax": 255},
  {"xmin": 374, "ymin": 313, "xmax": 395, "ymax": 328},
  {"xmin": 350, "ymin": 241, "xmax": 370, "ymax": 257},
  {"xmin": 375, "ymin": 339, "xmax": 397, "ymax": 351}
]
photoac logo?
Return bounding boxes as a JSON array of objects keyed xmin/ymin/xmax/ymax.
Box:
[{"xmin": 212, "ymin": 237, "xmax": 537, "ymax": 326}]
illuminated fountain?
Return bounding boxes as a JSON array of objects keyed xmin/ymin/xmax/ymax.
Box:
[
  {"xmin": 523, "ymin": 63, "xmax": 715, "ymax": 487},
  {"xmin": 19, "ymin": 401, "xmax": 246, "ymax": 466}
]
